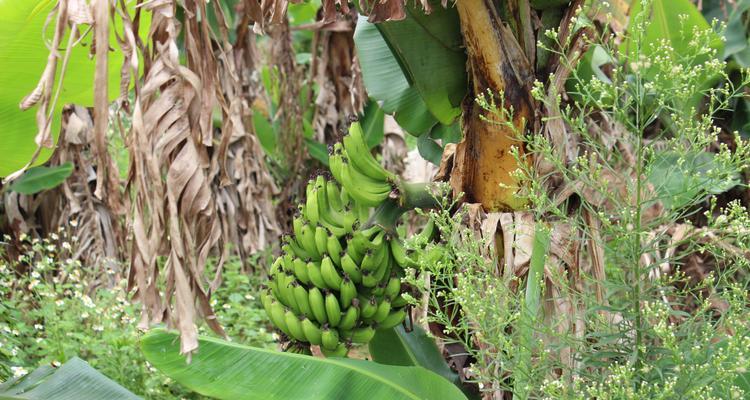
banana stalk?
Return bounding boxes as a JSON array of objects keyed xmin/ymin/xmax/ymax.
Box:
[{"xmin": 452, "ymin": 0, "xmax": 535, "ymax": 212}]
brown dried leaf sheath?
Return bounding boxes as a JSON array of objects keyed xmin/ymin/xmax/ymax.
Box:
[{"xmin": 452, "ymin": 0, "xmax": 534, "ymax": 212}]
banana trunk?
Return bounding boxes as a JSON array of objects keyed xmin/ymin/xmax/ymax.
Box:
[{"xmin": 452, "ymin": 0, "xmax": 535, "ymax": 211}]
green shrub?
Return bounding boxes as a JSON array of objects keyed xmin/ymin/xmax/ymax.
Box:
[{"xmin": 0, "ymin": 232, "xmax": 274, "ymax": 399}]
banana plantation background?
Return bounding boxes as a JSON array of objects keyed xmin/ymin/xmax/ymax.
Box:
[{"xmin": 2, "ymin": 0, "xmax": 750, "ymax": 399}]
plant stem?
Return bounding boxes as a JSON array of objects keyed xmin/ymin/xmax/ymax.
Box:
[{"xmin": 398, "ymin": 182, "xmax": 441, "ymax": 210}]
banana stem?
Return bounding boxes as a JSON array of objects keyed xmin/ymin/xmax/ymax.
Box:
[
  {"xmin": 398, "ymin": 182, "xmax": 441, "ymax": 210},
  {"xmin": 366, "ymin": 182, "xmax": 441, "ymax": 230}
]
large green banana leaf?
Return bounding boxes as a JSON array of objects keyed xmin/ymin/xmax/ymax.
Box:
[
  {"xmin": 369, "ymin": 325, "xmax": 471, "ymax": 397},
  {"xmin": 0, "ymin": 0, "xmax": 147, "ymax": 177},
  {"xmin": 141, "ymin": 329, "xmax": 468, "ymax": 400},
  {"xmin": 0, "ymin": 357, "xmax": 140, "ymax": 400},
  {"xmin": 354, "ymin": 16, "xmax": 437, "ymax": 136},
  {"xmin": 354, "ymin": 0, "xmax": 467, "ymax": 135}
]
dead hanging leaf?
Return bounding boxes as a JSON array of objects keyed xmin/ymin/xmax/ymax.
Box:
[
  {"xmin": 311, "ymin": 13, "xmax": 366, "ymax": 144},
  {"xmin": 368, "ymin": 0, "xmax": 406, "ymax": 23}
]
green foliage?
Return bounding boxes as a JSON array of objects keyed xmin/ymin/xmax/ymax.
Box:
[
  {"xmin": 142, "ymin": 329, "xmax": 468, "ymax": 400},
  {"xmin": 7, "ymin": 163, "xmax": 74, "ymax": 195},
  {"xmin": 369, "ymin": 325, "xmax": 465, "ymax": 396},
  {"xmin": 401, "ymin": 3, "xmax": 750, "ymax": 398},
  {"xmin": 0, "ymin": 233, "xmax": 274, "ymax": 399},
  {"xmin": 0, "ymin": 357, "xmax": 138, "ymax": 400}
]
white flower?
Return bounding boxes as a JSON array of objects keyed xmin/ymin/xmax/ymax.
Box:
[
  {"xmin": 34, "ymin": 324, "xmax": 44, "ymax": 330},
  {"xmin": 55, "ymin": 300, "xmax": 65, "ymax": 307},
  {"xmin": 93, "ymin": 325, "xmax": 104, "ymax": 332},
  {"xmin": 62, "ymin": 242, "xmax": 72, "ymax": 251},
  {"xmin": 244, "ymin": 294, "xmax": 255, "ymax": 300},
  {"xmin": 11, "ymin": 366, "xmax": 28, "ymax": 378}
]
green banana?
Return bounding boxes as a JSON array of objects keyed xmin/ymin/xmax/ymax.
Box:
[
  {"xmin": 277, "ymin": 274, "xmax": 300, "ymax": 313},
  {"xmin": 339, "ymin": 158, "xmax": 390, "ymax": 207},
  {"xmin": 391, "ymin": 294, "xmax": 408, "ymax": 308},
  {"xmin": 325, "ymin": 291, "xmax": 342, "ymax": 327},
  {"xmin": 373, "ymin": 299, "xmax": 392, "ymax": 323},
  {"xmin": 269, "ymin": 301, "xmax": 291, "ymax": 336},
  {"xmin": 340, "ymin": 253, "xmax": 362, "ymax": 284},
  {"xmin": 320, "ymin": 343, "xmax": 348, "ymax": 358},
  {"xmin": 293, "ymin": 258, "xmax": 310, "ymax": 285},
  {"xmin": 328, "ymin": 145, "xmax": 346, "ymax": 185},
  {"xmin": 298, "ymin": 223, "xmax": 320, "ymax": 259},
  {"xmin": 314, "ymin": 225, "xmax": 329, "ymax": 256},
  {"xmin": 351, "ymin": 326, "xmax": 375, "ymax": 344},
  {"xmin": 321, "ymin": 326, "xmax": 340, "ymax": 351},
  {"xmin": 301, "ymin": 318, "xmax": 322, "ymax": 345},
  {"xmin": 325, "ymin": 179, "xmax": 344, "ymax": 211},
  {"xmin": 270, "ymin": 257, "xmax": 284, "ymax": 275},
  {"xmin": 384, "ymin": 276, "xmax": 401, "ymax": 300},
  {"xmin": 360, "ymin": 296, "xmax": 378, "ymax": 319},
  {"xmin": 285, "ymin": 310, "xmax": 307, "ymax": 342},
  {"xmin": 327, "ymin": 236, "xmax": 343, "ymax": 266},
  {"xmin": 390, "ymin": 239, "xmax": 408, "ymax": 268},
  {"xmin": 293, "ymin": 284, "xmax": 312, "ymax": 318},
  {"xmin": 338, "ymin": 300, "xmax": 359, "ymax": 331},
  {"xmin": 339, "ymin": 276, "xmax": 357, "ymax": 309},
  {"xmin": 378, "ymin": 308, "xmax": 407, "ymax": 330},
  {"xmin": 308, "ymin": 286, "xmax": 328, "ymax": 325},
  {"xmin": 320, "ymin": 256, "xmax": 343, "ymax": 289},
  {"xmin": 342, "ymin": 122, "xmax": 395, "ymax": 182},
  {"xmin": 307, "ymin": 260, "xmax": 328, "ymax": 289},
  {"xmin": 305, "ymin": 182, "xmax": 320, "ymax": 226}
]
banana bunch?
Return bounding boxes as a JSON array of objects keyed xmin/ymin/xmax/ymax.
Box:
[
  {"xmin": 261, "ymin": 174, "xmax": 409, "ymax": 357},
  {"xmin": 328, "ymin": 122, "xmax": 397, "ymax": 208}
]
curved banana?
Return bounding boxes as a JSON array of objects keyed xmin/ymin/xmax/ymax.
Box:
[
  {"xmin": 342, "ymin": 122, "xmax": 395, "ymax": 182},
  {"xmin": 373, "ymin": 298, "xmax": 392, "ymax": 323},
  {"xmin": 339, "ymin": 276, "xmax": 357, "ymax": 309},
  {"xmin": 305, "ymin": 181, "xmax": 320, "ymax": 226},
  {"xmin": 293, "ymin": 258, "xmax": 310, "ymax": 285},
  {"xmin": 340, "ymin": 253, "xmax": 362, "ymax": 284},
  {"xmin": 384, "ymin": 276, "xmax": 401, "ymax": 300},
  {"xmin": 325, "ymin": 291, "xmax": 342, "ymax": 327},
  {"xmin": 320, "ymin": 256, "xmax": 343, "ymax": 290},
  {"xmin": 269, "ymin": 301, "xmax": 291, "ymax": 337},
  {"xmin": 321, "ymin": 326, "xmax": 340, "ymax": 351},
  {"xmin": 390, "ymin": 239, "xmax": 408, "ymax": 268},
  {"xmin": 285, "ymin": 310, "xmax": 307, "ymax": 342},
  {"xmin": 338, "ymin": 300, "xmax": 359, "ymax": 331},
  {"xmin": 320, "ymin": 342, "xmax": 348, "ymax": 358},
  {"xmin": 308, "ymin": 286, "xmax": 328, "ymax": 325},
  {"xmin": 298, "ymin": 223, "xmax": 320, "ymax": 259},
  {"xmin": 306, "ymin": 260, "xmax": 328, "ymax": 290},
  {"xmin": 301, "ymin": 318, "xmax": 322, "ymax": 345},
  {"xmin": 314, "ymin": 225, "xmax": 329, "ymax": 257},
  {"xmin": 360, "ymin": 296, "xmax": 378, "ymax": 319},
  {"xmin": 378, "ymin": 308, "xmax": 406, "ymax": 330},
  {"xmin": 339, "ymin": 158, "xmax": 391, "ymax": 207},
  {"xmin": 327, "ymin": 236, "xmax": 344, "ymax": 266},
  {"xmin": 351, "ymin": 326, "xmax": 375, "ymax": 344},
  {"xmin": 293, "ymin": 284, "xmax": 312, "ymax": 318}
]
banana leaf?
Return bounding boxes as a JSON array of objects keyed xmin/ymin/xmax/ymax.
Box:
[
  {"xmin": 0, "ymin": 1, "xmax": 148, "ymax": 177},
  {"xmin": 141, "ymin": 329, "xmax": 468, "ymax": 400},
  {"xmin": 0, "ymin": 357, "xmax": 140, "ymax": 400},
  {"xmin": 8, "ymin": 162, "xmax": 73, "ymax": 195},
  {"xmin": 369, "ymin": 325, "xmax": 470, "ymax": 398},
  {"xmin": 354, "ymin": 16, "xmax": 437, "ymax": 136}
]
